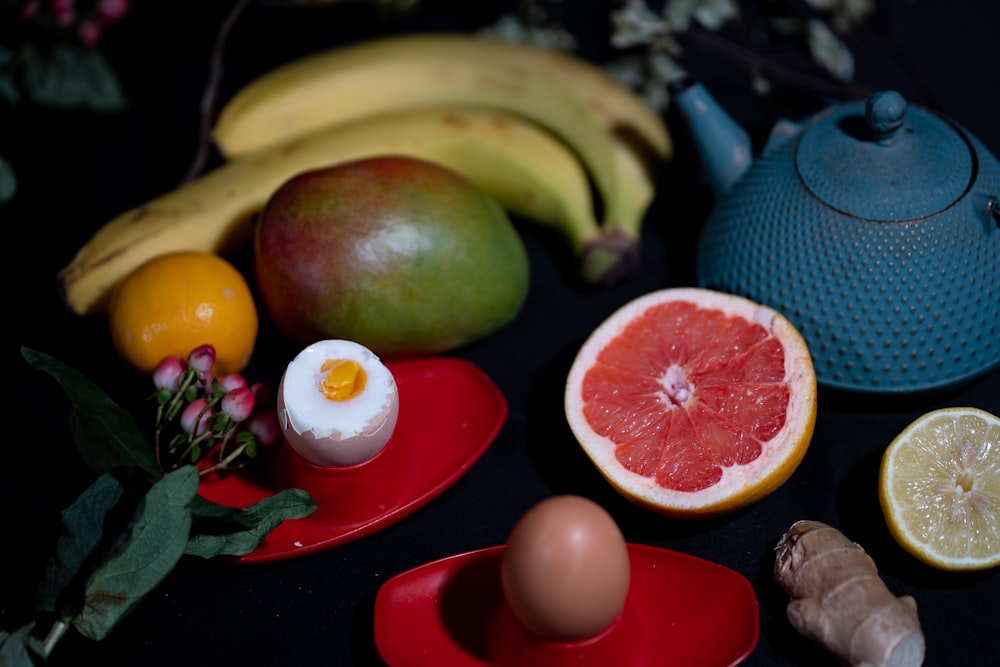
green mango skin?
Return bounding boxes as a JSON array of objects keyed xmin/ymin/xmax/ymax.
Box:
[{"xmin": 254, "ymin": 156, "xmax": 529, "ymax": 360}]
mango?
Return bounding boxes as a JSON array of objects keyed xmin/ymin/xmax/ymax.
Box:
[{"xmin": 254, "ymin": 156, "xmax": 529, "ymax": 359}]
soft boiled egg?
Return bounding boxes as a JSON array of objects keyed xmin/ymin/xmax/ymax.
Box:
[{"xmin": 276, "ymin": 339, "xmax": 400, "ymax": 467}]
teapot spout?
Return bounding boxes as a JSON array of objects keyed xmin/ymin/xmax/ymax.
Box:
[{"xmin": 669, "ymin": 76, "xmax": 752, "ymax": 196}]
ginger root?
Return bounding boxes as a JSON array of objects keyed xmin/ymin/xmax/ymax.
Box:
[{"xmin": 774, "ymin": 520, "xmax": 925, "ymax": 667}]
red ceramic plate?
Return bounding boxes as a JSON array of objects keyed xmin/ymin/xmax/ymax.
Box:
[
  {"xmin": 197, "ymin": 357, "xmax": 507, "ymax": 564},
  {"xmin": 374, "ymin": 543, "xmax": 760, "ymax": 667}
]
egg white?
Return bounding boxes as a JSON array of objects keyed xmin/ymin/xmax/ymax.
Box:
[{"xmin": 277, "ymin": 339, "xmax": 400, "ymax": 467}]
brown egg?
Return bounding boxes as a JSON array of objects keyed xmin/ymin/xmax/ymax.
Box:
[{"xmin": 500, "ymin": 495, "xmax": 631, "ymax": 642}]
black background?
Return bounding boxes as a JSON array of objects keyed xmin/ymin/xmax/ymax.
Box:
[{"xmin": 3, "ymin": 1, "xmax": 999, "ymax": 665}]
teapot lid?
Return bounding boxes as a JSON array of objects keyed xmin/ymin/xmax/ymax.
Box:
[{"xmin": 794, "ymin": 91, "xmax": 973, "ymax": 221}]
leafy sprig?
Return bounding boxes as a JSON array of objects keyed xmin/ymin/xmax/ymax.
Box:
[
  {"xmin": 480, "ymin": 0, "xmax": 878, "ymax": 113},
  {"xmin": 148, "ymin": 344, "xmax": 282, "ymax": 474},
  {"xmin": 1, "ymin": 0, "xmax": 133, "ymax": 203},
  {"xmin": 1, "ymin": 347, "xmax": 316, "ymax": 666}
]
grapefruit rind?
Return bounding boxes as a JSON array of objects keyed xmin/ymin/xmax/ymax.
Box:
[
  {"xmin": 879, "ymin": 407, "xmax": 1000, "ymax": 571},
  {"xmin": 564, "ymin": 288, "xmax": 817, "ymax": 518}
]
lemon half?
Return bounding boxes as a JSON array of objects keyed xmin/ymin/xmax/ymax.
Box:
[{"xmin": 879, "ymin": 407, "xmax": 1000, "ymax": 571}]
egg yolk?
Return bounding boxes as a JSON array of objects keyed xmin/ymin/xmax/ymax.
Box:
[{"xmin": 319, "ymin": 359, "xmax": 366, "ymax": 400}]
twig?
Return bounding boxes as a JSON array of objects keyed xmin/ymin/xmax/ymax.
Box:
[
  {"xmin": 41, "ymin": 620, "xmax": 69, "ymax": 659},
  {"xmin": 685, "ymin": 25, "xmax": 874, "ymax": 101},
  {"xmin": 180, "ymin": 0, "xmax": 253, "ymax": 185},
  {"xmin": 869, "ymin": 0, "xmax": 941, "ymax": 110}
]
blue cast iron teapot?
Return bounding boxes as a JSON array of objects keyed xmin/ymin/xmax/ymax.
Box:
[{"xmin": 669, "ymin": 77, "xmax": 1000, "ymax": 394}]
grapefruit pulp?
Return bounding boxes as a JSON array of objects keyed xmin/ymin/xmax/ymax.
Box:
[{"xmin": 564, "ymin": 288, "xmax": 817, "ymax": 518}]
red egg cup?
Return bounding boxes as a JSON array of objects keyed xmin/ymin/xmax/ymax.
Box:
[
  {"xmin": 374, "ymin": 544, "xmax": 760, "ymax": 667},
  {"xmin": 197, "ymin": 357, "xmax": 508, "ymax": 563},
  {"xmin": 485, "ymin": 596, "xmax": 638, "ymax": 667}
]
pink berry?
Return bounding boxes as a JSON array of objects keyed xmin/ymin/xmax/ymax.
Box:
[
  {"xmin": 245, "ymin": 408, "xmax": 282, "ymax": 447},
  {"xmin": 218, "ymin": 373, "xmax": 247, "ymax": 392},
  {"xmin": 152, "ymin": 355, "xmax": 185, "ymax": 392},
  {"xmin": 50, "ymin": 0, "xmax": 74, "ymax": 26},
  {"xmin": 188, "ymin": 344, "xmax": 216, "ymax": 374},
  {"xmin": 20, "ymin": 1, "xmax": 41, "ymax": 20},
  {"xmin": 77, "ymin": 19, "xmax": 101, "ymax": 46},
  {"xmin": 180, "ymin": 398, "xmax": 213, "ymax": 436},
  {"xmin": 221, "ymin": 387, "xmax": 256, "ymax": 423},
  {"xmin": 96, "ymin": 0, "xmax": 129, "ymax": 23},
  {"xmin": 249, "ymin": 381, "xmax": 273, "ymax": 407}
]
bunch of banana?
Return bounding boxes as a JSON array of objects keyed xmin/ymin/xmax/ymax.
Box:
[
  {"xmin": 212, "ymin": 33, "xmax": 671, "ymax": 247},
  {"xmin": 59, "ymin": 33, "xmax": 671, "ymax": 317}
]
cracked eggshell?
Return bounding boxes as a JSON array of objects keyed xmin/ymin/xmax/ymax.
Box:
[{"xmin": 276, "ymin": 339, "xmax": 400, "ymax": 467}]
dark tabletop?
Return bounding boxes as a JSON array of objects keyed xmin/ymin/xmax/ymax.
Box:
[{"xmin": 4, "ymin": 1, "xmax": 999, "ymax": 665}]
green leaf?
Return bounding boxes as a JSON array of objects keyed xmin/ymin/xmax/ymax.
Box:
[
  {"xmin": 663, "ymin": 0, "xmax": 696, "ymax": 31},
  {"xmin": 20, "ymin": 42, "xmax": 127, "ymax": 111},
  {"xmin": 0, "ymin": 46, "xmax": 18, "ymax": 107},
  {"xmin": 0, "ymin": 155, "xmax": 16, "ymax": 203},
  {"xmin": 73, "ymin": 466, "xmax": 199, "ymax": 641},
  {"xmin": 611, "ymin": 0, "xmax": 669, "ymax": 48},
  {"xmin": 184, "ymin": 489, "xmax": 318, "ymax": 559},
  {"xmin": 691, "ymin": 0, "xmax": 739, "ymax": 32},
  {"xmin": 35, "ymin": 473, "xmax": 125, "ymax": 613},
  {"xmin": 0, "ymin": 623, "xmax": 45, "ymax": 667},
  {"xmin": 806, "ymin": 18, "xmax": 855, "ymax": 81},
  {"xmin": 22, "ymin": 347, "xmax": 159, "ymax": 478}
]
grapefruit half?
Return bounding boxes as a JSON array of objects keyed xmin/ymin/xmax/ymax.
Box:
[{"xmin": 565, "ymin": 288, "xmax": 817, "ymax": 518}]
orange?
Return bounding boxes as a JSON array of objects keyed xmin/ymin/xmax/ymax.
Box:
[
  {"xmin": 879, "ymin": 407, "xmax": 1000, "ymax": 571},
  {"xmin": 108, "ymin": 251, "xmax": 258, "ymax": 375},
  {"xmin": 564, "ymin": 287, "xmax": 817, "ymax": 518}
]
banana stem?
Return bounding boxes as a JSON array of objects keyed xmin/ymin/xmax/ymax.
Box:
[{"xmin": 578, "ymin": 229, "xmax": 641, "ymax": 286}]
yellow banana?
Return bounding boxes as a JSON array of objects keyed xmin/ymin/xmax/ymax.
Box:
[
  {"xmin": 582, "ymin": 138, "xmax": 661, "ymax": 284},
  {"xmin": 59, "ymin": 107, "xmax": 608, "ymax": 316},
  {"xmin": 211, "ymin": 33, "xmax": 671, "ymax": 235}
]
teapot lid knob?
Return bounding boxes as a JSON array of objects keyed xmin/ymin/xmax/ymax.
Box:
[{"xmin": 866, "ymin": 91, "xmax": 907, "ymax": 145}]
